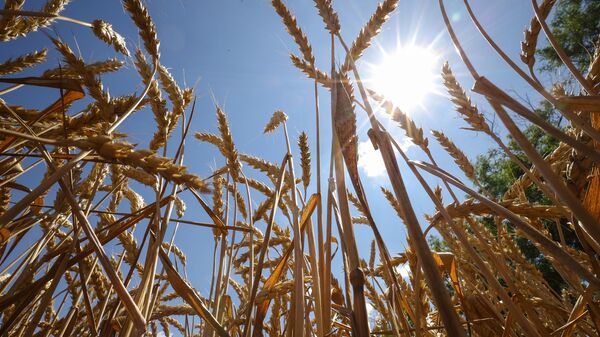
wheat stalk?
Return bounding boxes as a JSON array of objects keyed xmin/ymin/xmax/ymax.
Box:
[
  {"xmin": 51, "ymin": 36, "xmax": 111, "ymax": 117},
  {"xmin": 289, "ymin": 54, "xmax": 332, "ymax": 88},
  {"xmin": 23, "ymin": 135, "xmax": 210, "ymax": 192},
  {"xmin": 227, "ymin": 183, "xmax": 247, "ymax": 220},
  {"xmin": 587, "ymin": 36, "xmax": 600, "ymax": 87},
  {"xmin": 43, "ymin": 58, "xmax": 124, "ymax": 78},
  {"xmin": 2, "ymin": 1, "xmax": 599, "ymax": 336},
  {"xmin": 0, "ymin": 0, "xmax": 26, "ymax": 41}
]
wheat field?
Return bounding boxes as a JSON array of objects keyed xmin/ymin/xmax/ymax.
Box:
[{"xmin": 0, "ymin": 0, "xmax": 599, "ymax": 336}]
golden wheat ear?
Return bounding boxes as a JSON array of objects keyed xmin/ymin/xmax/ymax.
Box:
[
  {"xmin": 297, "ymin": 132, "xmax": 311, "ymax": 192},
  {"xmin": 263, "ymin": 110, "xmax": 288, "ymax": 134},
  {"xmin": 0, "ymin": 49, "xmax": 47, "ymax": 75},
  {"xmin": 431, "ymin": 130, "xmax": 476, "ymax": 183},
  {"xmin": 520, "ymin": 0, "xmax": 556, "ymax": 72},
  {"xmin": 123, "ymin": 0, "xmax": 160, "ymax": 61},
  {"xmin": 341, "ymin": 0, "xmax": 398, "ymax": 73},
  {"xmin": 91, "ymin": 19, "xmax": 130, "ymax": 56},
  {"xmin": 441, "ymin": 62, "xmax": 491, "ymax": 135},
  {"xmin": 272, "ymin": 0, "xmax": 315, "ymax": 66}
]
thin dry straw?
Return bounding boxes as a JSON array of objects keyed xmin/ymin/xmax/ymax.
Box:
[
  {"xmin": 334, "ymin": 72, "xmax": 410, "ymax": 336},
  {"xmin": 412, "ymin": 160, "xmax": 600, "ymax": 291},
  {"xmin": 336, "ymin": 28, "xmax": 467, "ymax": 337},
  {"xmin": 460, "ymin": 0, "xmax": 600, "ymax": 146},
  {"xmin": 439, "ymin": 0, "xmax": 600, "ymax": 249},
  {"xmin": 0, "ymin": 104, "xmax": 147, "ymax": 333},
  {"xmin": 329, "ymin": 70, "xmax": 370, "ymax": 337},
  {"xmin": 382, "ymin": 124, "xmax": 548, "ymax": 337},
  {"xmin": 158, "ymin": 248, "xmax": 230, "ymax": 337},
  {"xmin": 280, "ymin": 115, "xmax": 305, "ymax": 337},
  {"xmin": 333, "ymin": 71, "xmax": 360, "ymax": 190},
  {"xmin": 243, "ymin": 154, "xmax": 289, "ymax": 337}
]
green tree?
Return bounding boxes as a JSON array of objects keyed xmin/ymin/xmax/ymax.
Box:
[
  {"xmin": 474, "ymin": 102, "xmax": 580, "ymax": 293},
  {"xmin": 538, "ymin": 0, "xmax": 600, "ymax": 71},
  {"xmin": 473, "ymin": 0, "xmax": 598, "ymax": 293},
  {"xmin": 430, "ymin": 0, "xmax": 599, "ymax": 293}
]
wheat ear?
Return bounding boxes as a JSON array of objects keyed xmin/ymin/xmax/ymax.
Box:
[
  {"xmin": 313, "ymin": 0, "xmax": 340, "ymax": 34},
  {"xmin": 0, "ymin": 49, "xmax": 46, "ymax": 75},
  {"xmin": 272, "ymin": 0, "xmax": 315, "ymax": 66},
  {"xmin": 431, "ymin": 130, "xmax": 476, "ymax": 183},
  {"xmin": 91, "ymin": 19, "xmax": 130, "ymax": 56},
  {"xmin": 263, "ymin": 110, "xmax": 288, "ymax": 134},
  {"xmin": 341, "ymin": 0, "xmax": 398, "ymax": 73}
]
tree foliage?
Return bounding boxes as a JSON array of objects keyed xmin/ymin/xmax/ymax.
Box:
[
  {"xmin": 476, "ymin": 103, "xmax": 575, "ymax": 293},
  {"xmin": 475, "ymin": 0, "xmax": 598, "ymax": 292},
  {"xmin": 430, "ymin": 0, "xmax": 600, "ymax": 293},
  {"xmin": 538, "ymin": 0, "xmax": 600, "ymax": 71}
]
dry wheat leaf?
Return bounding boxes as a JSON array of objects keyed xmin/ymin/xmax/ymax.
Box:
[
  {"xmin": 432, "ymin": 252, "xmax": 462, "ymax": 298},
  {"xmin": 0, "ymin": 76, "xmax": 84, "ymax": 92},
  {"xmin": 252, "ymin": 193, "xmax": 318, "ymax": 336},
  {"xmin": 158, "ymin": 247, "xmax": 230, "ymax": 337}
]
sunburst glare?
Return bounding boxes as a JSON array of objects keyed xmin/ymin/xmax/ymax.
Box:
[{"xmin": 367, "ymin": 44, "xmax": 439, "ymax": 112}]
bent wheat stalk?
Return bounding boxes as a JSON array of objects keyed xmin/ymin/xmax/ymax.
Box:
[{"xmin": 412, "ymin": 160, "xmax": 600, "ymax": 290}]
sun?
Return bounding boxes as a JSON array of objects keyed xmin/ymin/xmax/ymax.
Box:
[{"xmin": 367, "ymin": 45, "xmax": 439, "ymax": 111}]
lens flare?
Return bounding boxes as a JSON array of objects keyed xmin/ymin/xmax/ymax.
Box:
[{"xmin": 368, "ymin": 45, "xmax": 438, "ymax": 111}]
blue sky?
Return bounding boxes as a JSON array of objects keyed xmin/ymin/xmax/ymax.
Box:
[{"xmin": 2, "ymin": 0, "xmax": 545, "ymax": 296}]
